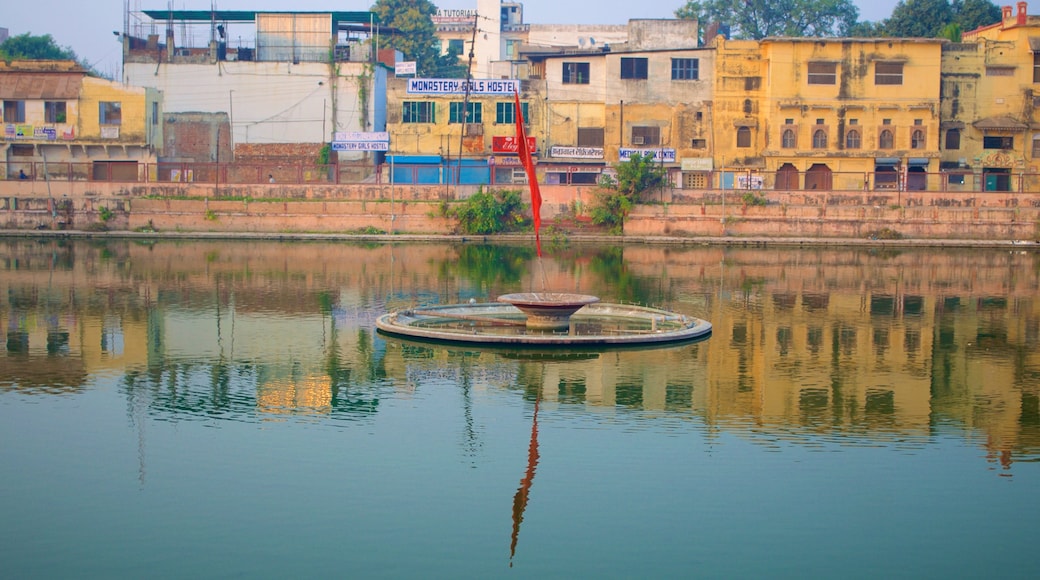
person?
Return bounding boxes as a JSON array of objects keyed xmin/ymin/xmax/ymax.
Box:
[
  {"xmin": 268, "ymin": 174, "xmax": 275, "ymax": 183},
  {"xmin": 19, "ymin": 169, "xmax": 28, "ymax": 180}
]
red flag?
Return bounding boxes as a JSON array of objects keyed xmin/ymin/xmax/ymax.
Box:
[{"xmin": 514, "ymin": 90, "xmax": 541, "ymax": 255}]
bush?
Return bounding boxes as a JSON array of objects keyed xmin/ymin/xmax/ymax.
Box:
[
  {"xmin": 591, "ymin": 152, "xmax": 667, "ymax": 234},
  {"xmin": 449, "ymin": 188, "xmax": 530, "ymax": 235},
  {"xmin": 741, "ymin": 191, "xmax": 767, "ymax": 206}
]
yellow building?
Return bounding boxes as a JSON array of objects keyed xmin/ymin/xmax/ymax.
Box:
[
  {"xmin": 713, "ymin": 36, "xmax": 944, "ymax": 192},
  {"xmin": 384, "ymin": 76, "xmax": 540, "ymax": 185},
  {"xmin": 952, "ymin": 2, "xmax": 1040, "ymax": 191},
  {"xmin": 0, "ymin": 60, "xmax": 161, "ymax": 181}
]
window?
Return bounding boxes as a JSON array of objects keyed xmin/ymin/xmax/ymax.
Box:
[
  {"xmin": 449, "ymin": 102, "xmax": 482, "ymax": 124},
  {"xmin": 984, "ymin": 136, "xmax": 1014, "ymax": 149},
  {"xmin": 620, "ymin": 57, "xmax": 648, "ymax": 80},
  {"xmin": 812, "ymin": 129, "xmax": 827, "ymax": 149},
  {"xmin": 782, "ymin": 129, "xmax": 797, "ymax": 149},
  {"xmin": 883, "ymin": 118, "xmax": 892, "ymax": 125},
  {"xmin": 986, "ymin": 66, "xmax": 1015, "ymax": 76},
  {"xmin": 736, "ymin": 126, "xmax": 751, "ymax": 148},
  {"xmin": 875, "ymin": 62, "xmax": 903, "ymax": 85},
  {"xmin": 632, "ymin": 126, "xmax": 660, "ymax": 146},
  {"xmin": 911, "ymin": 129, "xmax": 926, "ymax": 149},
  {"xmin": 846, "ymin": 129, "xmax": 861, "ymax": 149},
  {"xmin": 447, "ymin": 39, "xmax": 464, "ymax": 55},
  {"xmin": 671, "ymin": 58, "xmax": 699, "ymax": 80},
  {"xmin": 879, "ymin": 129, "xmax": 894, "ymax": 149},
  {"xmin": 45, "ymin": 101, "xmax": 67, "ymax": 123},
  {"xmin": 3, "ymin": 100, "xmax": 26, "ymax": 123},
  {"xmin": 1034, "ymin": 53, "xmax": 1040, "ymax": 83},
  {"xmin": 403, "ymin": 101, "xmax": 436, "ymax": 123},
  {"xmin": 691, "ymin": 138, "xmax": 707, "ymax": 149},
  {"xmin": 849, "ymin": 118, "xmax": 858, "ymax": 125},
  {"xmin": 807, "ymin": 62, "xmax": 837, "ymax": 85},
  {"xmin": 152, "ymin": 102, "xmax": 159, "ymax": 125},
  {"xmin": 1033, "ymin": 136, "xmax": 1040, "ymax": 157},
  {"xmin": 945, "ymin": 129, "xmax": 961, "ymax": 150},
  {"xmin": 563, "ymin": 62, "xmax": 590, "ymax": 84},
  {"xmin": 99, "ymin": 101, "xmax": 122, "ymax": 125},
  {"xmin": 577, "ymin": 127, "xmax": 604, "ymax": 147},
  {"xmin": 495, "ymin": 101, "xmax": 529, "ymax": 124}
]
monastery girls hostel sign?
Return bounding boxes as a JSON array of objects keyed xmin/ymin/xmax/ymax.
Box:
[{"xmin": 407, "ymin": 79, "xmax": 520, "ymax": 95}]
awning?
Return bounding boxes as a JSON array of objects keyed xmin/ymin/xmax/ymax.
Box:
[
  {"xmin": 1030, "ymin": 36, "xmax": 1040, "ymax": 52},
  {"xmin": 973, "ymin": 116, "xmax": 1029, "ymax": 131},
  {"xmin": 732, "ymin": 119, "xmax": 758, "ymax": 128},
  {"xmin": 875, "ymin": 157, "xmax": 899, "ymax": 167},
  {"xmin": 907, "ymin": 158, "xmax": 930, "ymax": 166}
]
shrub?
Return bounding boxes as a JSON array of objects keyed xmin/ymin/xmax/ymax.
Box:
[{"xmin": 449, "ymin": 188, "xmax": 529, "ymax": 235}]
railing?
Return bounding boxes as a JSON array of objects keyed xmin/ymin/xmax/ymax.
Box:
[{"xmin": 5, "ymin": 161, "xmax": 1040, "ymax": 194}]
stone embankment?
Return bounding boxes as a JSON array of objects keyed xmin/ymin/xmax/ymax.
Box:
[{"xmin": 1, "ymin": 181, "xmax": 1039, "ymax": 243}]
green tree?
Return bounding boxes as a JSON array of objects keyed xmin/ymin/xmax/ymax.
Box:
[
  {"xmin": 675, "ymin": 0, "xmax": 860, "ymax": 40},
  {"xmin": 885, "ymin": 0, "xmax": 956, "ymax": 37},
  {"xmin": 952, "ymin": 0, "xmax": 1002, "ymax": 32},
  {"xmin": 371, "ymin": 0, "xmax": 461, "ymax": 77},
  {"xmin": 591, "ymin": 153, "xmax": 668, "ymax": 235},
  {"xmin": 0, "ymin": 32, "xmax": 79, "ymax": 61}
]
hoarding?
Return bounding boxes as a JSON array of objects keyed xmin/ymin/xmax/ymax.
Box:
[{"xmin": 407, "ymin": 78, "xmax": 520, "ymax": 95}]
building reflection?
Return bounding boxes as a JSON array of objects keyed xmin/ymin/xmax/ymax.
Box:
[{"xmin": 1, "ymin": 239, "xmax": 1039, "ymax": 470}]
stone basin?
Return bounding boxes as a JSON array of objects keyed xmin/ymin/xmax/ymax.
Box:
[{"xmin": 497, "ymin": 292, "xmax": 601, "ymax": 330}]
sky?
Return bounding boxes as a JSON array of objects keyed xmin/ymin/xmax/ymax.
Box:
[{"xmin": 2, "ymin": 0, "xmax": 903, "ymax": 78}]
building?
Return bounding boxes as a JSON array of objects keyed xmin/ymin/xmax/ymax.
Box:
[
  {"xmin": 951, "ymin": 2, "xmax": 1040, "ymax": 191},
  {"xmin": 120, "ymin": 8, "xmax": 387, "ymax": 180},
  {"xmin": 529, "ymin": 27, "xmax": 711, "ymax": 186},
  {"xmin": 713, "ymin": 36, "xmax": 944, "ymax": 192},
  {"xmin": 1, "ymin": 60, "xmax": 162, "ymax": 181}
]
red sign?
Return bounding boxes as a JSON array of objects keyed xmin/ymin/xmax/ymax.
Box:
[{"xmin": 492, "ymin": 136, "xmax": 536, "ymax": 154}]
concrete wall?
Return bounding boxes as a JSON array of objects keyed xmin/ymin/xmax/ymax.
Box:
[{"xmin": 3, "ymin": 181, "xmax": 1039, "ymax": 240}]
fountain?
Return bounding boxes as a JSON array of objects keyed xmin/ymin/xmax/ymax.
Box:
[{"xmin": 376, "ymin": 291, "xmax": 712, "ymax": 347}]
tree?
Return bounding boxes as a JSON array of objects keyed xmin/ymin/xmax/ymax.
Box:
[
  {"xmin": 885, "ymin": 0, "xmax": 956, "ymax": 37},
  {"xmin": 675, "ymin": 0, "xmax": 860, "ymax": 40},
  {"xmin": 591, "ymin": 153, "xmax": 668, "ymax": 234},
  {"xmin": 371, "ymin": 0, "xmax": 461, "ymax": 77},
  {"xmin": 0, "ymin": 32, "xmax": 79, "ymax": 61},
  {"xmin": 953, "ymin": 0, "xmax": 1002, "ymax": 33}
]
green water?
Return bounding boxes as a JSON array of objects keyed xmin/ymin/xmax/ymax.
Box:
[{"xmin": 1, "ymin": 238, "xmax": 1038, "ymax": 578}]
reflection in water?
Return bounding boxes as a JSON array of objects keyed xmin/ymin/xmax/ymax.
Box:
[
  {"xmin": 510, "ymin": 397, "xmax": 540, "ymax": 566},
  {"xmin": 2, "ymin": 239, "xmax": 1040, "ymax": 471}
]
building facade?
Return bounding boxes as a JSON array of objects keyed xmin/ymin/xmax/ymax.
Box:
[{"xmin": 1, "ymin": 60, "xmax": 161, "ymax": 181}]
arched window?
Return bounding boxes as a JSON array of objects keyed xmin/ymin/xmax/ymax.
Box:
[
  {"xmin": 879, "ymin": 129, "xmax": 894, "ymax": 149},
  {"xmin": 911, "ymin": 129, "xmax": 926, "ymax": 149},
  {"xmin": 812, "ymin": 129, "xmax": 827, "ymax": 149},
  {"xmin": 782, "ymin": 129, "xmax": 796, "ymax": 148},
  {"xmin": 737, "ymin": 126, "xmax": 751, "ymax": 148},
  {"xmin": 846, "ymin": 129, "xmax": 861, "ymax": 149},
  {"xmin": 945, "ymin": 129, "xmax": 961, "ymax": 150}
]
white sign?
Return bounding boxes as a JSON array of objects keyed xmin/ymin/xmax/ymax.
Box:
[
  {"xmin": 619, "ymin": 148, "xmax": 676, "ymax": 163},
  {"xmin": 395, "ymin": 61, "xmax": 417, "ymax": 75},
  {"xmin": 407, "ymin": 78, "xmax": 520, "ymax": 95},
  {"xmin": 334, "ymin": 131, "xmax": 389, "ymax": 142},
  {"xmin": 332, "ymin": 141, "xmax": 389, "ymax": 151},
  {"xmin": 681, "ymin": 157, "xmax": 713, "ymax": 171},
  {"xmin": 737, "ymin": 175, "xmax": 765, "ymax": 189},
  {"xmin": 550, "ymin": 146, "xmax": 604, "ymax": 159}
]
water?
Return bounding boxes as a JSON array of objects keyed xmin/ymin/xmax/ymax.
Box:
[{"xmin": 1, "ymin": 238, "xmax": 1039, "ymax": 578}]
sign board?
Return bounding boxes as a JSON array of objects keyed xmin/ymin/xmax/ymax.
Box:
[
  {"xmin": 395, "ymin": 61, "xmax": 417, "ymax": 75},
  {"xmin": 736, "ymin": 175, "xmax": 765, "ymax": 189},
  {"xmin": 34, "ymin": 127, "xmax": 57, "ymax": 140},
  {"xmin": 334, "ymin": 131, "xmax": 389, "ymax": 142},
  {"xmin": 619, "ymin": 148, "xmax": 676, "ymax": 163},
  {"xmin": 433, "ymin": 9, "xmax": 477, "ymax": 24},
  {"xmin": 15, "ymin": 124, "xmax": 31, "ymax": 138},
  {"xmin": 492, "ymin": 136, "xmax": 536, "ymax": 154},
  {"xmin": 408, "ymin": 78, "xmax": 520, "ymax": 95},
  {"xmin": 549, "ymin": 146, "xmax": 604, "ymax": 159},
  {"xmin": 332, "ymin": 141, "xmax": 389, "ymax": 151},
  {"xmin": 488, "ymin": 156, "xmax": 524, "ymax": 167},
  {"xmin": 101, "ymin": 126, "xmax": 120, "ymax": 139},
  {"xmin": 681, "ymin": 157, "xmax": 713, "ymax": 171}
]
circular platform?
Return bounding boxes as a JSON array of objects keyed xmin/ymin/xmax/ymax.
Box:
[{"xmin": 375, "ymin": 300, "xmax": 712, "ymax": 346}]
